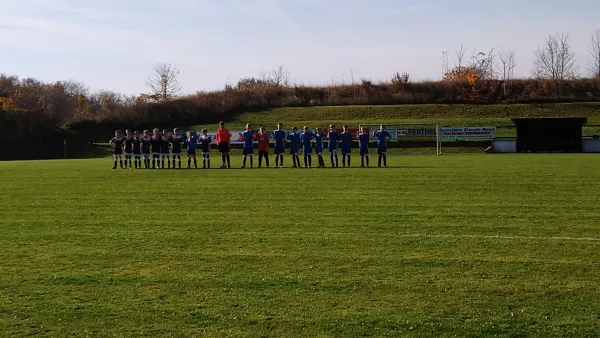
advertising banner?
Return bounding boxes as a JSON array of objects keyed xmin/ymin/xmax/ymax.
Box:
[
  {"xmin": 440, "ymin": 126, "xmax": 496, "ymax": 140},
  {"xmin": 188, "ymin": 126, "xmax": 497, "ymax": 144}
]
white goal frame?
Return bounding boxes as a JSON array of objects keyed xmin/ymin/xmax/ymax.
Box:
[{"xmin": 359, "ymin": 122, "xmax": 442, "ymax": 155}]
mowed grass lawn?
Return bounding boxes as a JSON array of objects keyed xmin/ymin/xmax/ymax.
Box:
[{"xmin": 1, "ymin": 154, "xmax": 600, "ymax": 337}]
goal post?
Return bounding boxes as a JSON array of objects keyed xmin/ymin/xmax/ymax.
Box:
[{"xmin": 358, "ymin": 122, "xmax": 442, "ymax": 155}]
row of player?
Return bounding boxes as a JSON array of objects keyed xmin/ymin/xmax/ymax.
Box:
[{"xmin": 108, "ymin": 122, "xmax": 392, "ymax": 169}]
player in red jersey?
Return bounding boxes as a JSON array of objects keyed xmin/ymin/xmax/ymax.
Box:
[{"xmin": 254, "ymin": 127, "xmax": 270, "ymax": 168}]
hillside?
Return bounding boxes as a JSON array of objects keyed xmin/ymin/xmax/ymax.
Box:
[{"xmin": 191, "ymin": 102, "xmax": 600, "ymax": 138}]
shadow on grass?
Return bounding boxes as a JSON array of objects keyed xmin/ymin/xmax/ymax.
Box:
[{"xmin": 117, "ymin": 166, "xmax": 437, "ymax": 171}]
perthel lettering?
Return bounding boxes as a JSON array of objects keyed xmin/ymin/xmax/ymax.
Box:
[{"xmin": 408, "ymin": 128, "xmax": 436, "ymax": 135}]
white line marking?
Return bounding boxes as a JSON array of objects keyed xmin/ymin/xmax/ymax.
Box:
[
  {"xmin": 394, "ymin": 233, "xmax": 600, "ymax": 242},
  {"xmin": 242, "ymin": 232, "xmax": 600, "ymax": 242}
]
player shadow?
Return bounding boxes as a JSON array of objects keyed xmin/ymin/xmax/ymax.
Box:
[{"xmin": 193, "ymin": 165, "xmax": 437, "ymax": 170}]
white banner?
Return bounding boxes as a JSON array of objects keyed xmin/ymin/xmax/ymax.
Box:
[
  {"xmin": 440, "ymin": 126, "xmax": 496, "ymax": 140},
  {"xmin": 188, "ymin": 126, "xmax": 497, "ymax": 144}
]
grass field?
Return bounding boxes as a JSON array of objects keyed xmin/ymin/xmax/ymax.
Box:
[{"xmin": 1, "ymin": 154, "xmax": 600, "ymax": 337}]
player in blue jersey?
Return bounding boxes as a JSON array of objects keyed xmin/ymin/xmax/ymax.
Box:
[
  {"xmin": 273, "ymin": 123, "xmax": 286, "ymax": 168},
  {"xmin": 374, "ymin": 124, "xmax": 392, "ymax": 167},
  {"xmin": 109, "ymin": 130, "xmax": 125, "ymax": 169},
  {"xmin": 358, "ymin": 126, "xmax": 370, "ymax": 167},
  {"xmin": 287, "ymin": 126, "xmax": 301, "ymax": 168},
  {"xmin": 240, "ymin": 123, "xmax": 255, "ymax": 168},
  {"xmin": 186, "ymin": 130, "xmax": 198, "ymax": 169},
  {"xmin": 170, "ymin": 128, "xmax": 184, "ymax": 169},
  {"xmin": 327, "ymin": 124, "xmax": 340, "ymax": 167},
  {"xmin": 199, "ymin": 129, "xmax": 213, "ymax": 169},
  {"xmin": 340, "ymin": 125, "xmax": 353, "ymax": 167},
  {"xmin": 300, "ymin": 126, "xmax": 315, "ymax": 168},
  {"xmin": 314, "ymin": 128, "xmax": 326, "ymax": 168}
]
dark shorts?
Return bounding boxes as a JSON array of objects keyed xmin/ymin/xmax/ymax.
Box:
[
  {"xmin": 328, "ymin": 147, "xmax": 338, "ymax": 153},
  {"xmin": 218, "ymin": 143, "xmax": 230, "ymax": 153},
  {"xmin": 142, "ymin": 148, "xmax": 150, "ymax": 155},
  {"xmin": 342, "ymin": 148, "xmax": 352, "ymax": 155},
  {"xmin": 187, "ymin": 149, "xmax": 196, "ymax": 156},
  {"xmin": 360, "ymin": 148, "xmax": 369, "ymax": 156},
  {"xmin": 133, "ymin": 149, "xmax": 141, "ymax": 155},
  {"xmin": 378, "ymin": 148, "xmax": 388, "ymax": 155},
  {"xmin": 289, "ymin": 148, "xmax": 298, "ymax": 155},
  {"xmin": 243, "ymin": 148, "xmax": 254, "ymax": 155},
  {"xmin": 274, "ymin": 145, "xmax": 285, "ymax": 155},
  {"xmin": 113, "ymin": 149, "xmax": 123, "ymax": 155},
  {"xmin": 259, "ymin": 150, "xmax": 269, "ymax": 156},
  {"xmin": 303, "ymin": 147, "xmax": 312, "ymax": 155}
]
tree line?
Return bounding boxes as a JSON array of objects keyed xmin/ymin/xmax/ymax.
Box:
[{"xmin": 1, "ymin": 30, "xmax": 600, "ymax": 160}]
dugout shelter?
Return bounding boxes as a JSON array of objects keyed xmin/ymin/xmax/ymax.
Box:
[{"xmin": 512, "ymin": 117, "xmax": 587, "ymax": 153}]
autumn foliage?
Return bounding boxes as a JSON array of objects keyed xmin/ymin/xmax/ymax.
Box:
[{"xmin": 1, "ymin": 72, "xmax": 600, "ymax": 159}]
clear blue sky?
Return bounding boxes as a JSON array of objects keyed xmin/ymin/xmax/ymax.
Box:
[{"xmin": 1, "ymin": 0, "xmax": 598, "ymax": 95}]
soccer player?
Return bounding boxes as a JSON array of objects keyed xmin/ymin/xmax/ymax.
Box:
[
  {"xmin": 123, "ymin": 129, "xmax": 134, "ymax": 169},
  {"xmin": 273, "ymin": 123, "xmax": 286, "ymax": 168},
  {"xmin": 374, "ymin": 124, "xmax": 392, "ymax": 167},
  {"xmin": 340, "ymin": 125, "xmax": 353, "ymax": 167},
  {"xmin": 186, "ymin": 130, "xmax": 199, "ymax": 169},
  {"xmin": 200, "ymin": 129, "xmax": 213, "ymax": 169},
  {"xmin": 170, "ymin": 127, "xmax": 184, "ymax": 169},
  {"xmin": 151, "ymin": 128, "xmax": 162, "ymax": 169},
  {"xmin": 132, "ymin": 131, "xmax": 142, "ymax": 169},
  {"xmin": 287, "ymin": 126, "xmax": 301, "ymax": 168},
  {"xmin": 108, "ymin": 130, "xmax": 125, "ymax": 170},
  {"xmin": 161, "ymin": 129, "xmax": 171, "ymax": 169},
  {"xmin": 255, "ymin": 127, "xmax": 270, "ymax": 168},
  {"xmin": 300, "ymin": 126, "xmax": 315, "ymax": 168},
  {"xmin": 240, "ymin": 123, "xmax": 255, "ymax": 168},
  {"xmin": 327, "ymin": 124, "xmax": 340, "ymax": 167},
  {"xmin": 216, "ymin": 121, "xmax": 232, "ymax": 168},
  {"xmin": 141, "ymin": 130, "xmax": 152, "ymax": 169},
  {"xmin": 314, "ymin": 128, "xmax": 326, "ymax": 168},
  {"xmin": 358, "ymin": 127, "xmax": 370, "ymax": 167}
]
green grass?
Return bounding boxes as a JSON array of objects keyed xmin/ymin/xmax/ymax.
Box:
[
  {"xmin": 191, "ymin": 103, "xmax": 600, "ymax": 137},
  {"xmin": 1, "ymin": 154, "xmax": 600, "ymax": 337}
]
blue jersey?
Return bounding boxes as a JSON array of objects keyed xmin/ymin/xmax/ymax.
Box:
[
  {"xmin": 187, "ymin": 135, "xmax": 198, "ymax": 150},
  {"xmin": 287, "ymin": 132, "xmax": 301, "ymax": 153},
  {"xmin": 358, "ymin": 133, "xmax": 369, "ymax": 150},
  {"xmin": 242, "ymin": 130, "xmax": 255, "ymax": 150},
  {"xmin": 341, "ymin": 132, "xmax": 353, "ymax": 150},
  {"xmin": 375, "ymin": 130, "xmax": 392, "ymax": 149},
  {"xmin": 314, "ymin": 133, "xmax": 324, "ymax": 153},
  {"xmin": 328, "ymin": 131, "xmax": 340, "ymax": 151},
  {"xmin": 273, "ymin": 130, "xmax": 286, "ymax": 150},
  {"xmin": 300, "ymin": 132, "xmax": 315, "ymax": 152}
]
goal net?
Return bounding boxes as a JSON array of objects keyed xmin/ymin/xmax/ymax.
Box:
[{"xmin": 358, "ymin": 122, "xmax": 442, "ymax": 155}]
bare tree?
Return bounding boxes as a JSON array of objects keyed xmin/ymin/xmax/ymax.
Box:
[
  {"xmin": 588, "ymin": 29, "xmax": 600, "ymax": 78},
  {"xmin": 268, "ymin": 65, "xmax": 290, "ymax": 87},
  {"xmin": 499, "ymin": 49, "xmax": 517, "ymax": 95},
  {"xmin": 441, "ymin": 51, "xmax": 449, "ymax": 77},
  {"xmin": 145, "ymin": 62, "xmax": 182, "ymax": 101},
  {"xmin": 391, "ymin": 72, "xmax": 410, "ymax": 85},
  {"xmin": 455, "ymin": 45, "xmax": 467, "ymax": 68},
  {"xmin": 470, "ymin": 47, "xmax": 499, "ymax": 80},
  {"xmin": 533, "ymin": 32, "xmax": 578, "ymax": 80}
]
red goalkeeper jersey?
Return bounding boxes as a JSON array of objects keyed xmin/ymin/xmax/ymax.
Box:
[{"xmin": 255, "ymin": 133, "xmax": 270, "ymax": 151}]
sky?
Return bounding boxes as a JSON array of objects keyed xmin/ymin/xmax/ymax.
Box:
[{"xmin": 1, "ymin": 0, "xmax": 599, "ymax": 95}]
